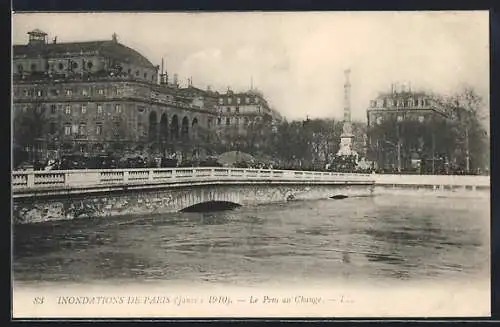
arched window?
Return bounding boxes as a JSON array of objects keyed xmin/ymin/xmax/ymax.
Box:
[
  {"xmin": 170, "ymin": 115, "xmax": 179, "ymax": 140},
  {"xmin": 192, "ymin": 118, "xmax": 199, "ymax": 139},
  {"xmin": 149, "ymin": 111, "xmax": 158, "ymax": 142},
  {"xmin": 181, "ymin": 116, "xmax": 189, "ymax": 140},
  {"xmin": 160, "ymin": 113, "xmax": 168, "ymax": 142}
]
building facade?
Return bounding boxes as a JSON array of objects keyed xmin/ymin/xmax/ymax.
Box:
[
  {"xmin": 13, "ymin": 29, "xmax": 283, "ymax": 163},
  {"xmin": 214, "ymin": 89, "xmax": 282, "ymax": 138},
  {"xmin": 13, "ymin": 30, "xmax": 222, "ymax": 162},
  {"xmin": 366, "ymin": 85, "xmax": 449, "ymax": 172}
]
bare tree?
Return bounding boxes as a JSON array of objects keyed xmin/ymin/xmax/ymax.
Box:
[{"xmin": 13, "ymin": 102, "xmax": 48, "ymax": 164}]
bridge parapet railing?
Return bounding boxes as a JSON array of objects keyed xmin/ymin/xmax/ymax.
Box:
[
  {"xmin": 12, "ymin": 167, "xmax": 377, "ymax": 191},
  {"xmin": 193, "ymin": 168, "xmax": 213, "ymax": 178},
  {"xmin": 374, "ymin": 174, "xmax": 490, "ymax": 187},
  {"xmin": 152, "ymin": 169, "xmax": 173, "ymax": 181}
]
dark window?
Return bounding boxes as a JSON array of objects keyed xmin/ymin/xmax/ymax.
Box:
[
  {"xmin": 136, "ymin": 70, "xmax": 140, "ymax": 76},
  {"xmin": 87, "ymin": 62, "xmax": 93, "ymax": 69},
  {"xmin": 113, "ymin": 122, "xmax": 120, "ymax": 136},
  {"xmin": 17, "ymin": 64, "xmax": 23, "ymax": 72},
  {"xmin": 235, "ymin": 107, "xmax": 240, "ymax": 113},
  {"xmin": 79, "ymin": 123, "xmax": 87, "ymax": 135},
  {"xmin": 50, "ymin": 104, "xmax": 56, "ymax": 114},
  {"xmin": 49, "ymin": 122, "xmax": 56, "ymax": 134},
  {"xmin": 144, "ymin": 72, "xmax": 147, "ymax": 78},
  {"xmin": 217, "ymin": 117, "xmax": 222, "ymax": 125},
  {"xmin": 58, "ymin": 63, "xmax": 64, "ymax": 70},
  {"xmin": 226, "ymin": 118, "xmax": 230, "ymax": 125},
  {"xmin": 128, "ymin": 68, "xmax": 132, "ymax": 74},
  {"xmin": 72, "ymin": 62, "xmax": 78, "ymax": 69},
  {"xmin": 96, "ymin": 124, "xmax": 103, "ymax": 135},
  {"xmin": 30, "ymin": 63, "xmax": 37, "ymax": 71}
]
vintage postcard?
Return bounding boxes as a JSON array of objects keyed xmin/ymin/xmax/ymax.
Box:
[{"xmin": 11, "ymin": 11, "xmax": 490, "ymax": 318}]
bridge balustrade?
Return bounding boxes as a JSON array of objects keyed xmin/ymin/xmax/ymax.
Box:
[
  {"xmin": 11, "ymin": 167, "xmax": 375, "ymax": 191},
  {"xmin": 13, "ymin": 168, "xmax": 487, "ymax": 192},
  {"xmin": 374, "ymin": 174, "xmax": 490, "ymax": 187}
]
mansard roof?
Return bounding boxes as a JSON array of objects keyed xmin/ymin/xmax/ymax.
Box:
[{"xmin": 13, "ymin": 40, "xmax": 155, "ymax": 69}]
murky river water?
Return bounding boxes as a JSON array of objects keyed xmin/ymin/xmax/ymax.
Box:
[{"xmin": 13, "ymin": 193, "xmax": 490, "ymax": 286}]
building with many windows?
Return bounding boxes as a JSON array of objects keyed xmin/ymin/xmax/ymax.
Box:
[
  {"xmin": 214, "ymin": 88, "xmax": 282, "ymax": 137},
  {"xmin": 366, "ymin": 84, "xmax": 449, "ymax": 172},
  {"xmin": 12, "ymin": 29, "xmax": 283, "ymax": 163},
  {"xmin": 13, "ymin": 30, "xmax": 218, "ymax": 161}
]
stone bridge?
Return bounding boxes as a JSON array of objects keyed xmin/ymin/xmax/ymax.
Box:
[
  {"xmin": 11, "ymin": 167, "xmax": 489, "ymax": 224},
  {"xmin": 12, "ymin": 168, "xmax": 375, "ymax": 224}
]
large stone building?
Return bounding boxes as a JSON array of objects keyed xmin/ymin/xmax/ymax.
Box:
[
  {"xmin": 366, "ymin": 84, "xmax": 449, "ymax": 172},
  {"xmin": 214, "ymin": 88, "xmax": 282, "ymax": 138},
  {"xmin": 13, "ymin": 29, "xmax": 281, "ymax": 163}
]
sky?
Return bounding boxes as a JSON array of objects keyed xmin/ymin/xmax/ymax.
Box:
[{"xmin": 12, "ymin": 11, "xmax": 489, "ymax": 121}]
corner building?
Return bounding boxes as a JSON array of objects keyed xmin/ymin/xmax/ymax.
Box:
[
  {"xmin": 366, "ymin": 85, "xmax": 449, "ymax": 172},
  {"xmin": 215, "ymin": 89, "xmax": 282, "ymax": 138},
  {"xmin": 13, "ymin": 29, "xmax": 217, "ymax": 160}
]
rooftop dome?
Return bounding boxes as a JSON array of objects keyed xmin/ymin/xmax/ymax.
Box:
[{"xmin": 14, "ymin": 37, "xmax": 156, "ymax": 69}]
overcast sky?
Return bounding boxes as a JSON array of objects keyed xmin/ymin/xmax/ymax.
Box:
[{"xmin": 12, "ymin": 11, "xmax": 489, "ymax": 121}]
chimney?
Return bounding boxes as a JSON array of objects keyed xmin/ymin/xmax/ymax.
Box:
[{"xmin": 160, "ymin": 58, "xmax": 164, "ymax": 84}]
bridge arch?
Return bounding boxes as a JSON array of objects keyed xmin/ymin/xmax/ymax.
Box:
[{"xmin": 180, "ymin": 200, "xmax": 241, "ymax": 212}]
